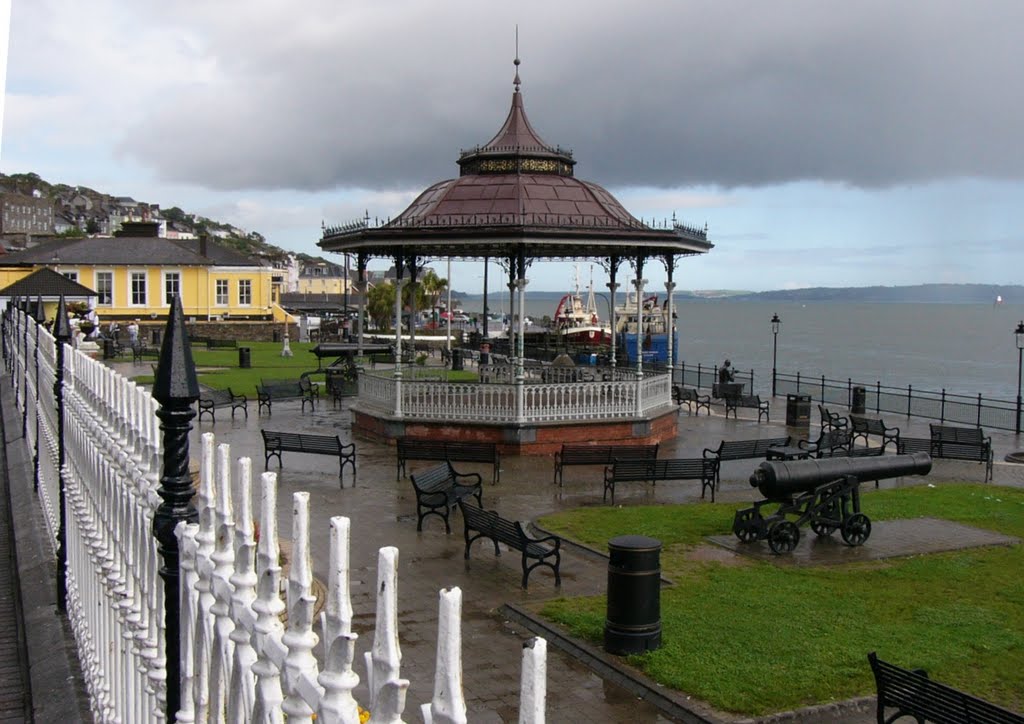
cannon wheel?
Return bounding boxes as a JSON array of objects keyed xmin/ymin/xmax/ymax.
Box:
[
  {"xmin": 733, "ymin": 509, "xmax": 761, "ymax": 543},
  {"xmin": 768, "ymin": 521, "xmax": 800, "ymax": 554},
  {"xmin": 811, "ymin": 520, "xmax": 838, "ymax": 537},
  {"xmin": 840, "ymin": 513, "xmax": 871, "ymax": 546}
]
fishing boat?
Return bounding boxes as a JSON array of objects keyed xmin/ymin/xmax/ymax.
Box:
[
  {"xmin": 553, "ymin": 271, "xmax": 611, "ymax": 347},
  {"xmin": 614, "ymin": 290, "xmax": 676, "ymax": 364}
]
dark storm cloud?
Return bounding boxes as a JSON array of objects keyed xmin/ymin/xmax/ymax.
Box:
[{"xmin": 119, "ymin": 0, "xmax": 1024, "ymax": 193}]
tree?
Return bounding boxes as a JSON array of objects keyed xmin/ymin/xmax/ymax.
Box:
[
  {"xmin": 367, "ymin": 282, "xmax": 396, "ymax": 331},
  {"xmin": 419, "ymin": 269, "xmax": 448, "ymax": 326}
]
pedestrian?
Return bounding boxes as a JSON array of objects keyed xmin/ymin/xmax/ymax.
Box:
[
  {"xmin": 127, "ymin": 319, "xmax": 140, "ymax": 345},
  {"xmin": 719, "ymin": 358, "xmax": 735, "ymax": 385}
]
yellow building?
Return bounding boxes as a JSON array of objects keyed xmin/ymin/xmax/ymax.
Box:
[{"xmin": 0, "ymin": 222, "xmax": 288, "ymax": 322}]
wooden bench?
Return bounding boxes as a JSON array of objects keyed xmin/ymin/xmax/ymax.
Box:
[
  {"xmin": 206, "ymin": 338, "xmax": 238, "ymax": 349},
  {"xmin": 396, "ymin": 439, "xmax": 501, "ymax": 484},
  {"xmin": 261, "ymin": 430, "xmax": 356, "ymax": 486},
  {"xmin": 724, "ymin": 394, "xmax": 770, "ymax": 422},
  {"xmin": 897, "ymin": 424, "xmax": 993, "ymax": 482},
  {"xmin": 298, "ymin": 376, "xmax": 320, "ymax": 413},
  {"xmin": 603, "ymin": 458, "xmax": 718, "ymax": 504},
  {"xmin": 256, "ymin": 379, "xmax": 302, "ymax": 415},
  {"xmin": 672, "ymin": 385, "xmax": 711, "ymax": 416},
  {"xmin": 818, "ymin": 404, "xmax": 849, "ymax": 431},
  {"xmin": 458, "ymin": 500, "xmax": 561, "ymax": 589},
  {"xmin": 868, "ymin": 651, "xmax": 1023, "ymax": 724},
  {"xmin": 850, "ymin": 414, "xmax": 900, "ymax": 453},
  {"xmin": 197, "ymin": 388, "xmax": 248, "ymax": 422},
  {"xmin": 553, "ymin": 443, "xmax": 659, "ymax": 486},
  {"xmin": 703, "ymin": 436, "xmax": 793, "ymax": 489},
  {"xmin": 409, "ymin": 462, "xmax": 483, "ymax": 533},
  {"xmin": 798, "ymin": 429, "xmax": 854, "ymax": 458}
]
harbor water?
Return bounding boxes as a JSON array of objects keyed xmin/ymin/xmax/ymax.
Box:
[{"xmin": 458, "ymin": 295, "xmax": 1022, "ymax": 400}]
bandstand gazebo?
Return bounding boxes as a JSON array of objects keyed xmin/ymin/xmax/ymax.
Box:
[{"xmin": 319, "ymin": 60, "xmax": 713, "ymax": 454}]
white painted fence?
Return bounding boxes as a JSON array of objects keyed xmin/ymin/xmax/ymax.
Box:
[
  {"xmin": 360, "ymin": 369, "xmax": 672, "ymax": 422},
  {"xmin": 5, "ymin": 306, "xmax": 548, "ymax": 723}
]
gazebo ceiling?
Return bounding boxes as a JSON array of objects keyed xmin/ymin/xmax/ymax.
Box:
[{"xmin": 320, "ymin": 61, "xmax": 713, "ymax": 262}]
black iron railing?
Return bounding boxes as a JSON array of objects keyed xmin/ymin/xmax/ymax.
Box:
[{"xmin": 675, "ymin": 362, "xmax": 1018, "ymax": 432}]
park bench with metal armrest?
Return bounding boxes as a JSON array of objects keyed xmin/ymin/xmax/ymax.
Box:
[
  {"xmin": 897, "ymin": 424, "xmax": 993, "ymax": 481},
  {"xmin": 553, "ymin": 443, "xmax": 659, "ymax": 486},
  {"xmin": 818, "ymin": 404, "xmax": 849, "ymax": 431},
  {"xmin": 724, "ymin": 394, "xmax": 770, "ymax": 422},
  {"xmin": 868, "ymin": 652, "xmax": 1023, "ymax": 724},
  {"xmin": 197, "ymin": 387, "xmax": 248, "ymax": 422},
  {"xmin": 396, "ymin": 439, "xmax": 501, "ymax": 484},
  {"xmin": 703, "ymin": 437, "xmax": 793, "ymax": 489},
  {"xmin": 261, "ymin": 429, "xmax": 356, "ymax": 486},
  {"xmin": 672, "ymin": 385, "xmax": 711, "ymax": 416},
  {"xmin": 458, "ymin": 500, "xmax": 561, "ymax": 589},
  {"xmin": 256, "ymin": 379, "xmax": 303, "ymax": 415},
  {"xmin": 849, "ymin": 414, "xmax": 900, "ymax": 453},
  {"xmin": 409, "ymin": 462, "xmax": 483, "ymax": 533},
  {"xmin": 603, "ymin": 458, "xmax": 718, "ymax": 504}
]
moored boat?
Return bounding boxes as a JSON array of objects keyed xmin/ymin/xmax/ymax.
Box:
[{"xmin": 553, "ymin": 272, "xmax": 611, "ymax": 347}]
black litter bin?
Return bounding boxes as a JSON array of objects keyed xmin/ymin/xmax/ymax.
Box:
[
  {"xmin": 451, "ymin": 348, "xmax": 464, "ymax": 371},
  {"xmin": 786, "ymin": 393, "xmax": 811, "ymax": 426},
  {"xmin": 851, "ymin": 386, "xmax": 866, "ymax": 415},
  {"xmin": 273, "ymin": 330, "xmax": 281, "ymax": 343},
  {"xmin": 151, "ymin": 328, "xmax": 161, "ymax": 346},
  {"xmin": 103, "ymin": 338, "xmax": 116, "ymax": 360},
  {"xmin": 605, "ymin": 535, "xmax": 662, "ymax": 655},
  {"xmin": 238, "ymin": 347, "xmax": 251, "ymax": 369}
]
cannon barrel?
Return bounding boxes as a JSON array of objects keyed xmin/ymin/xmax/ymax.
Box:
[{"xmin": 749, "ymin": 453, "xmax": 932, "ymax": 500}]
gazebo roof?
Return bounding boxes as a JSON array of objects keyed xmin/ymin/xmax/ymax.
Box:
[{"xmin": 320, "ymin": 62, "xmax": 712, "ymax": 261}]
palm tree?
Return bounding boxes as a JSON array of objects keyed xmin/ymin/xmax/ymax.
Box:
[
  {"xmin": 367, "ymin": 282, "xmax": 396, "ymax": 331},
  {"xmin": 419, "ymin": 269, "xmax": 448, "ymax": 328}
]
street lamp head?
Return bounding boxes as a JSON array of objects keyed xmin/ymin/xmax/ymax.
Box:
[
  {"xmin": 1016, "ymin": 321, "xmax": 1024, "ymax": 350},
  {"xmin": 771, "ymin": 313, "xmax": 781, "ymax": 334}
]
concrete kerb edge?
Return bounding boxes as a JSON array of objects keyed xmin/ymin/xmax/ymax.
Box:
[
  {"xmin": 500, "ymin": 602, "xmax": 720, "ymax": 724},
  {"xmin": 2, "ymin": 376, "xmax": 91, "ymax": 723}
]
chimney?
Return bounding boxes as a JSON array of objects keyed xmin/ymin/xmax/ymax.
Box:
[{"xmin": 199, "ymin": 232, "xmax": 208, "ymax": 257}]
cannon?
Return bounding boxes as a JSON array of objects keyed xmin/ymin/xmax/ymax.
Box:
[{"xmin": 733, "ymin": 453, "xmax": 932, "ymax": 554}]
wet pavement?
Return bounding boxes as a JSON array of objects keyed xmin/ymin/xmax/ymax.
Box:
[{"xmin": 14, "ymin": 359, "xmax": 1024, "ymax": 722}]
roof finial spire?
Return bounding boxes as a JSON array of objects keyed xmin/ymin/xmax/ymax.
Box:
[{"xmin": 513, "ymin": 25, "xmax": 521, "ymax": 93}]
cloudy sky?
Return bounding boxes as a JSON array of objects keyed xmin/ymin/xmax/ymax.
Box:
[{"xmin": 3, "ymin": 0, "xmax": 1023, "ymax": 293}]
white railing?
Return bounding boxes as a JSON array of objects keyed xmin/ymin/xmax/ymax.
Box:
[
  {"xmin": 180, "ymin": 432, "xmax": 548, "ymax": 723},
  {"xmin": 360, "ymin": 369, "xmax": 673, "ymax": 423},
  {"xmin": 5, "ymin": 307, "xmax": 549, "ymax": 723}
]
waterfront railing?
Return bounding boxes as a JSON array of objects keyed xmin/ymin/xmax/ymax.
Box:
[{"xmin": 676, "ymin": 361, "xmax": 1019, "ymax": 432}]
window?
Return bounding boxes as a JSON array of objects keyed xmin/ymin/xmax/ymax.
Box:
[
  {"xmin": 163, "ymin": 271, "xmax": 181, "ymax": 305},
  {"xmin": 62, "ymin": 271, "xmax": 79, "ymax": 284},
  {"xmin": 130, "ymin": 271, "xmax": 147, "ymax": 306},
  {"xmin": 215, "ymin": 279, "xmax": 229, "ymax": 306},
  {"xmin": 238, "ymin": 279, "xmax": 252, "ymax": 306},
  {"xmin": 96, "ymin": 272, "xmax": 113, "ymax": 306}
]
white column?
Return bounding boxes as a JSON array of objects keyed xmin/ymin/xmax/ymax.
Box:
[
  {"xmin": 665, "ymin": 280, "xmax": 676, "ymax": 378},
  {"xmin": 515, "ymin": 277, "xmax": 527, "ymax": 424},
  {"xmin": 394, "ymin": 278, "xmax": 406, "ymax": 418},
  {"xmin": 607, "ymin": 281, "xmax": 619, "ymax": 369}
]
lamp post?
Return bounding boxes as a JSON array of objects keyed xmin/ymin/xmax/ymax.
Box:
[
  {"xmin": 1016, "ymin": 321, "xmax": 1024, "ymax": 435},
  {"xmin": 771, "ymin": 313, "xmax": 781, "ymax": 398}
]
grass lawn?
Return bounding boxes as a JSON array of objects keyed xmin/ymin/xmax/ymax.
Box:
[
  {"xmin": 130, "ymin": 341, "xmax": 480, "ymax": 393},
  {"xmin": 537, "ymin": 484, "xmax": 1024, "ymax": 717}
]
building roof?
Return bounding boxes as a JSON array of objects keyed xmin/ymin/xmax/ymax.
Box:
[
  {"xmin": 320, "ymin": 61, "xmax": 712, "ymax": 261},
  {"xmin": 0, "ymin": 267, "xmax": 97, "ymax": 299},
  {"xmin": 0, "ymin": 233, "xmax": 262, "ymax": 268}
]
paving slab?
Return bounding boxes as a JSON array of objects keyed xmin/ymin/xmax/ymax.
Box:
[{"xmin": 708, "ymin": 517, "xmax": 1019, "ymax": 563}]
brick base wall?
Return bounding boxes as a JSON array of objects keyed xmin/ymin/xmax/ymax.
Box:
[{"xmin": 352, "ymin": 407, "xmax": 679, "ymax": 456}]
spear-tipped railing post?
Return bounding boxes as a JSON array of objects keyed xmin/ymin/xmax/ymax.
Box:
[
  {"xmin": 54, "ymin": 297, "xmax": 72, "ymax": 612},
  {"xmin": 32, "ymin": 296, "xmax": 44, "ymax": 490},
  {"xmin": 151, "ymin": 295, "xmax": 200, "ymax": 721}
]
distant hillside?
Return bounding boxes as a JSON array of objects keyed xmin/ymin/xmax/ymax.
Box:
[{"xmin": 724, "ymin": 284, "xmax": 1023, "ymax": 304}]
